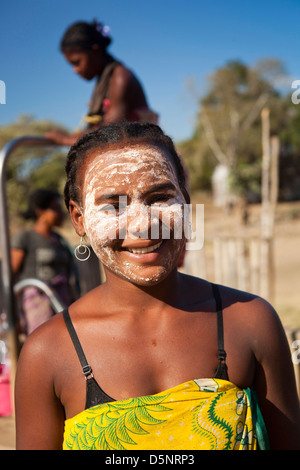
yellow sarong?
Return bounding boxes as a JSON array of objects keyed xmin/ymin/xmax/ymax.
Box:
[{"xmin": 63, "ymin": 378, "xmax": 269, "ymax": 450}]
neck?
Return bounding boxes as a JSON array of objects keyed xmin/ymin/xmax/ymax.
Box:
[
  {"xmin": 34, "ymin": 219, "xmax": 53, "ymax": 238},
  {"xmin": 97, "ymin": 52, "xmax": 114, "ymax": 75},
  {"xmin": 101, "ymin": 268, "xmax": 184, "ymax": 313}
]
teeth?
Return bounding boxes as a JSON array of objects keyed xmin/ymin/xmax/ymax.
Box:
[{"xmin": 128, "ymin": 241, "xmax": 162, "ymax": 254}]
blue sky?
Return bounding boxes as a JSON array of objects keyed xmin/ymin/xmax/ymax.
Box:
[{"xmin": 0, "ymin": 0, "xmax": 299, "ymax": 142}]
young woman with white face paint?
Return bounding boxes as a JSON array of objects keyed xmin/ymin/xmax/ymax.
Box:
[
  {"xmin": 15, "ymin": 123, "xmax": 300, "ymax": 450},
  {"xmin": 81, "ymin": 145, "xmax": 187, "ymax": 285}
]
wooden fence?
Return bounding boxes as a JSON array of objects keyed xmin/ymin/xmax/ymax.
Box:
[
  {"xmin": 213, "ymin": 236, "xmax": 274, "ymax": 300},
  {"xmin": 285, "ymin": 328, "xmax": 300, "ymax": 398}
]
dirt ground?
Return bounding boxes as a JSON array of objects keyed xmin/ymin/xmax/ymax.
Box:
[
  {"xmin": 0, "ymin": 416, "xmax": 15, "ymax": 450},
  {"xmin": 1, "ymin": 196, "xmax": 299, "ymax": 449}
]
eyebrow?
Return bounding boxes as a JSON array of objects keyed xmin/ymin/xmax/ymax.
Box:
[
  {"xmin": 94, "ymin": 182, "xmax": 177, "ymax": 204},
  {"xmin": 144, "ymin": 182, "xmax": 177, "ymax": 196},
  {"xmin": 95, "ymin": 193, "xmax": 126, "ymax": 204}
]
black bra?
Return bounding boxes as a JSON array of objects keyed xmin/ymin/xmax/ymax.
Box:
[{"xmin": 63, "ymin": 283, "xmax": 228, "ymax": 410}]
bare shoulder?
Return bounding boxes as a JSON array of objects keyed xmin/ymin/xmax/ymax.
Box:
[
  {"xmin": 218, "ymin": 283, "xmax": 284, "ymax": 329},
  {"xmin": 181, "ymin": 273, "xmax": 278, "ymax": 319},
  {"xmin": 110, "ymin": 64, "xmax": 132, "ymax": 86},
  {"xmin": 216, "ymin": 282, "xmax": 278, "ymax": 319},
  {"xmin": 217, "ymin": 283, "xmax": 290, "ymax": 358},
  {"xmin": 17, "ymin": 312, "xmax": 69, "ymax": 378}
]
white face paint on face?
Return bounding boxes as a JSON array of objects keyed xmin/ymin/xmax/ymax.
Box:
[{"xmin": 81, "ymin": 144, "xmax": 187, "ymax": 286}]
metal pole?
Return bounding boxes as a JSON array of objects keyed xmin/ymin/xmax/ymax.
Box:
[{"xmin": 0, "ymin": 136, "xmax": 58, "ymax": 367}]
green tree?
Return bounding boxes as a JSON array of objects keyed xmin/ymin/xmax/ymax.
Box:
[
  {"xmin": 0, "ymin": 115, "xmax": 69, "ymax": 222},
  {"xmin": 179, "ymin": 59, "xmax": 294, "ymax": 202}
]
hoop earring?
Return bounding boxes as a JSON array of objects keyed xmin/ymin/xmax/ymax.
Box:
[{"xmin": 74, "ymin": 237, "xmax": 91, "ymax": 261}]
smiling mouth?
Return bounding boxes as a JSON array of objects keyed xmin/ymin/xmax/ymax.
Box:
[{"xmin": 126, "ymin": 241, "xmax": 163, "ymax": 254}]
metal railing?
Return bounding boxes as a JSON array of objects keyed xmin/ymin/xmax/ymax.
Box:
[
  {"xmin": 0, "ymin": 136, "xmax": 65, "ymax": 363},
  {"xmin": 13, "ymin": 278, "xmax": 66, "ymax": 314}
]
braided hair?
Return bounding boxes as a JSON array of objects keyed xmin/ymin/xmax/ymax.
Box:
[
  {"xmin": 60, "ymin": 20, "xmax": 112, "ymax": 52},
  {"xmin": 64, "ymin": 122, "xmax": 189, "ymax": 210}
]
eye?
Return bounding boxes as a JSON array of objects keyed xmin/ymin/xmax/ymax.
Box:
[
  {"xmin": 98, "ymin": 203, "xmax": 119, "ymax": 215},
  {"xmin": 70, "ymin": 59, "xmax": 80, "ymax": 67},
  {"xmin": 99, "ymin": 203, "xmax": 119, "ymax": 212},
  {"xmin": 98, "ymin": 198, "xmax": 128, "ymax": 215}
]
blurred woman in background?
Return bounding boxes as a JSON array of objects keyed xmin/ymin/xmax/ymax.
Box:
[
  {"xmin": 11, "ymin": 188, "xmax": 78, "ymax": 335},
  {"xmin": 46, "ymin": 20, "xmax": 158, "ymax": 146}
]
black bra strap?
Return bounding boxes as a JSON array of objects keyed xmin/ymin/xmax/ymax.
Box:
[
  {"xmin": 211, "ymin": 283, "xmax": 229, "ymax": 381},
  {"xmin": 63, "ymin": 309, "xmax": 93, "ymax": 378},
  {"xmin": 211, "ymin": 284, "xmax": 225, "ymax": 354},
  {"xmin": 63, "ymin": 288, "xmax": 228, "ymax": 386}
]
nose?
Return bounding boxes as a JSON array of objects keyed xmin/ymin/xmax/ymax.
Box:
[
  {"xmin": 130, "ymin": 227, "xmax": 149, "ymax": 240},
  {"xmin": 127, "ymin": 204, "xmax": 151, "ymax": 240}
]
